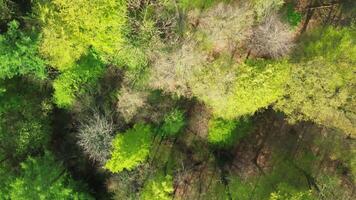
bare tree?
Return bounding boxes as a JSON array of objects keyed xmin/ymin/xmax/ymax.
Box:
[
  {"xmin": 77, "ymin": 111, "xmax": 114, "ymax": 164},
  {"xmin": 249, "ymin": 14, "xmax": 295, "ymax": 59}
]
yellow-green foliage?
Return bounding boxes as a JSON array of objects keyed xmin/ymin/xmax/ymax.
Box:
[
  {"xmin": 253, "ymin": 0, "xmax": 284, "ymax": 20},
  {"xmin": 208, "ymin": 117, "xmax": 251, "ymax": 148},
  {"xmin": 36, "ymin": 0, "xmax": 127, "ymax": 70},
  {"xmin": 53, "ymin": 52, "xmax": 105, "ymax": 108},
  {"xmin": 105, "ymin": 124, "xmax": 152, "ymax": 173},
  {"xmin": 193, "ymin": 58, "xmax": 290, "ymax": 119},
  {"xmin": 141, "ymin": 173, "xmax": 173, "ymax": 200},
  {"xmin": 276, "ymin": 27, "xmax": 356, "ymax": 135}
]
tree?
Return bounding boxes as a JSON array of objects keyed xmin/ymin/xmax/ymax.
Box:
[
  {"xmin": 36, "ymin": 0, "xmax": 127, "ymax": 70},
  {"xmin": 208, "ymin": 117, "xmax": 251, "ymax": 148},
  {"xmin": 275, "ymin": 26, "xmax": 356, "ymax": 135},
  {"xmin": 77, "ymin": 112, "xmax": 114, "ymax": 164},
  {"xmin": 0, "ymin": 21, "xmax": 46, "ymax": 79},
  {"xmin": 248, "ymin": 14, "xmax": 294, "ymax": 59},
  {"xmin": 159, "ymin": 109, "xmax": 186, "ymax": 138},
  {"xmin": 192, "ymin": 58, "xmax": 290, "ymax": 119},
  {"xmin": 53, "ymin": 51, "xmax": 105, "ymax": 108},
  {"xmin": 7, "ymin": 151, "xmax": 93, "ymax": 200},
  {"xmin": 0, "ymin": 78, "xmax": 51, "ymax": 157},
  {"xmin": 105, "ymin": 123, "xmax": 153, "ymax": 173},
  {"xmin": 0, "ymin": 0, "xmax": 13, "ymax": 23},
  {"xmin": 141, "ymin": 173, "xmax": 173, "ymax": 200}
]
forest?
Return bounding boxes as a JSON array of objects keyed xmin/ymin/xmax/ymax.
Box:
[{"xmin": 0, "ymin": 0, "xmax": 355, "ymax": 199}]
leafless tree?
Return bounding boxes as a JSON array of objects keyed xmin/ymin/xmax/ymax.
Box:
[
  {"xmin": 249, "ymin": 14, "xmax": 295, "ymax": 59},
  {"xmin": 77, "ymin": 111, "xmax": 114, "ymax": 164}
]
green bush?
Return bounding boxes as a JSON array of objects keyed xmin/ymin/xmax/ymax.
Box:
[{"xmin": 105, "ymin": 124, "xmax": 153, "ymax": 173}]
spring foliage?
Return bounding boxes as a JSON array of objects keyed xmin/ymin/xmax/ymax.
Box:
[
  {"xmin": 276, "ymin": 26, "xmax": 356, "ymax": 135},
  {"xmin": 141, "ymin": 173, "xmax": 173, "ymax": 200},
  {"xmin": 105, "ymin": 123, "xmax": 152, "ymax": 173},
  {"xmin": 0, "ymin": 21, "xmax": 46, "ymax": 79},
  {"xmin": 36, "ymin": 0, "xmax": 127, "ymax": 70},
  {"xmin": 53, "ymin": 52, "xmax": 105, "ymax": 108},
  {"xmin": 7, "ymin": 152, "xmax": 93, "ymax": 200}
]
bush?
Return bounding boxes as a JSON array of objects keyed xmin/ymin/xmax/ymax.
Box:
[
  {"xmin": 105, "ymin": 124, "xmax": 153, "ymax": 173},
  {"xmin": 253, "ymin": 0, "xmax": 284, "ymax": 21},
  {"xmin": 159, "ymin": 109, "xmax": 186, "ymax": 138}
]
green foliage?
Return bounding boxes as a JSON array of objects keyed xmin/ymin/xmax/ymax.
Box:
[
  {"xmin": 36, "ymin": 0, "xmax": 127, "ymax": 70},
  {"xmin": 141, "ymin": 173, "xmax": 173, "ymax": 200},
  {"xmin": 269, "ymin": 184, "xmax": 313, "ymax": 200},
  {"xmin": 208, "ymin": 117, "xmax": 252, "ymax": 148},
  {"xmin": 53, "ymin": 52, "xmax": 105, "ymax": 108},
  {"xmin": 0, "ymin": 78, "xmax": 51, "ymax": 157},
  {"xmin": 276, "ymin": 27, "xmax": 356, "ymax": 135},
  {"xmin": 179, "ymin": 0, "xmax": 231, "ymax": 10},
  {"xmin": 0, "ymin": 0, "xmax": 13, "ymax": 22},
  {"xmin": 0, "ymin": 21, "xmax": 46, "ymax": 79},
  {"xmin": 196, "ymin": 58, "xmax": 289, "ymax": 119},
  {"xmin": 296, "ymin": 26, "xmax": 356, "ymax": 63},
  {"xmin": 283, "ymin": 3, "xmax": 302, "ymax": 27},
  {"xmin": 159, "ymin": 109, "xmax": 186, "ymax": 138},
  {"xmin": 7, "ymin": 151, "xmax": 93, "ymax": 200},
  {"xmin": 105, "ymin": 124, "xmax": 153, "ymax": 173}
]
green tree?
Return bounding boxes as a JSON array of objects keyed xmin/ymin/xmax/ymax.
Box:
[
  {"xmin": 276, "ymin": 26, "xmax": 356, "ymax": 135},
  {"xmin": 193, "ymin": 58, "xmax": 290, "ymax": 119},
  {"xmin": 208, "ymin": 117, "xmax": 252, "ymax": 148},
  {"xmin": 159, "ymin": 109, "xmax": 186, "ymax": 138},
  {"xmin": 141, "ymin": 173, "xmax": 173, "ymax": 200},
  {"xmin": 7, "ymin": 152, "xmax": 93, "ymax": 200},
  {"xmin": 0, "ymin": 21, "xmax": 46, "ymax": 79},
  {"xmin": 53, "ymin": 52, "xmax": 105, "ymax": 108},
  {"xmin": 105, "ymin": 123, "xmax": 153, "ymax": 173},
  {"xmin": 36, "ymin": 0, "xmax": 127, "ymax": 70},
  {"xmin": 0, "ymin": 78, "xmax": 51, "ymax": 157}
]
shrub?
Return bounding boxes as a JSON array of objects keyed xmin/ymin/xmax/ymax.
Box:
[
  {"xmin": 105, "ymin": 124, "xmax": 153, "ymax": 173},
  {"xmin": 159, "ymin": 109, "xmax": 186, "ymax": 138}
]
